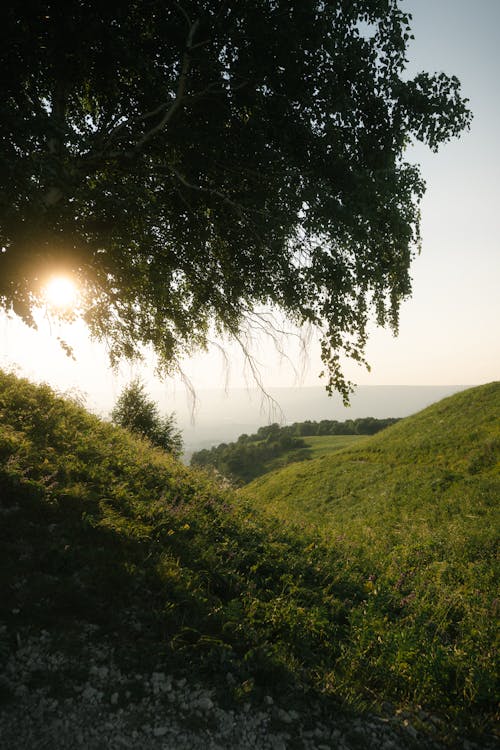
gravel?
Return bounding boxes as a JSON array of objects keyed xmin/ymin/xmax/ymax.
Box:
[{"xmin": 0, "ymin": 628, "xmax": 495, "ymax": 750}]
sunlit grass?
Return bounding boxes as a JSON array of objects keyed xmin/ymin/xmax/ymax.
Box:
[
  {"xmin": 255, "ymin": 434, "xmax": 366, "ymax": 475},
  {"xmin": 302, "ymin": 434, "xmax": 366, "ymax": 459}
]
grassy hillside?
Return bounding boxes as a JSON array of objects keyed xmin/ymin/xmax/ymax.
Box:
[
  {"xmin": 243, "ymin": 383, "xmax": 499, "ymax": 538},
  {"xmin": 242, "ymin": 383, "xmax": 499, "ymax": 728},
  {"xmin": 0, "ymin": 372, "xmax": 498, "ymax": 743},
  {"xmin": 0, "ymin": 371, "xmax": 347, "ymax": 695},
  {"xmin": 301, "ymin": 434, "xmax": 366, "ymax": 460},
  {"xmin": 190, "ymin": 420, "xmax": 392, "ymax": 485}
]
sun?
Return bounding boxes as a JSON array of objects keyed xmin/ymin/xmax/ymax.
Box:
[{"xmin": 44, "ymin": 275, "xmax": 79, "ymax": 310}]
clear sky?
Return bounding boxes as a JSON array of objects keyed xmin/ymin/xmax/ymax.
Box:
[{"xmin": 1, "ymin": 0, "xmax": 499, "ymax": 412}]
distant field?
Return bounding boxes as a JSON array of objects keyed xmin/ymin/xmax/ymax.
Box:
[
  {"xmin": 302, "ymin": 434, "xmax": 366, "ymax": 458},
  {"xmin": 258, "ymin": 434, "xmax": 366, "ymax": 475}
]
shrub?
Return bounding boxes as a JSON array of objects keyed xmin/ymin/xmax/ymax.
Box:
[{"xmin": 111, "ymin": 379, "xmax": 182, "ymax": 457}]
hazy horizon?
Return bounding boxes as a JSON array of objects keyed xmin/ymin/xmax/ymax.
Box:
[{"xmin": 174, "ymin": 384, "xmax": 472, "ymax": 460}]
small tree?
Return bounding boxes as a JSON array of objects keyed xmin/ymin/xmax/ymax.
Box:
[{"xmin": 111, "ymin": 379, "xmax": 183, "ymax": 458}]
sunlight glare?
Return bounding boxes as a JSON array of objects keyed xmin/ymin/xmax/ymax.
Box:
[{"xmin": 44, "ymin": 275, "xmax": 79, "ymax": 310}]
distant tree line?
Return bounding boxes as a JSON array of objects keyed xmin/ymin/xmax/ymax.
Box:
[
  {"xmin": 262, "ymin": 417, "xmax": 400, "ymax": 438},
  {"xmin": 191, "ymin": 417, "xmax": 399, "ymax": 484}
]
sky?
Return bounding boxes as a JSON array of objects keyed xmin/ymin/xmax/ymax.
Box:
[{"xmin": 1, "ymin": 0, "xmax": 499, "ymax": 415}]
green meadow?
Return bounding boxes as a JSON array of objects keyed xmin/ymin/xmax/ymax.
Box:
[
  {"xmin": 301, "ymin": 434, "xmax": 367, "ymax": 460},
  {"xmin": 1, "ymin": 371, "xmax": 498, "ymax": 744}
]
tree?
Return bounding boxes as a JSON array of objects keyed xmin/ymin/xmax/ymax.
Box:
[
  {"xmin": 111, "ymin": 379, "xmax": 183, "ymax": 457},
  {"xmin": 0, "ymin": 1, "xmax": 471, "ymax": 401}
]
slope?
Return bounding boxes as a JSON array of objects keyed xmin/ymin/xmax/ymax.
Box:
[
  {"xmin": 243, "ymin": 383, "xmax": 499, "ymax": 543},
  {"xmin": 0, "ymin": 369, "xmax": 352, "ymax": 699},
  {"xmin": 242, "ymin": 383, "xmax": 499, "ymax": 727}
]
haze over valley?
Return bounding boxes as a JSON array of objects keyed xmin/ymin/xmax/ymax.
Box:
[{"xmin": 174, "ymin": 385, "xmax": 470, "ymax": 459}]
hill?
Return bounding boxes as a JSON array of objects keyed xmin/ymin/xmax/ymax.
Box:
[
  {"xmin": 0, "ymin": 372, "xmax": 498, "ymax": 747},
  {"xmin": 242, "ymin": 382, "xmax": 499, "ymax": 535},
  {"xmin": 241, "ymin": 383, "xmax": 499, "ymax": 732}
]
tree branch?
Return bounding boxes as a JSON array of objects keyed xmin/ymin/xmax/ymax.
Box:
[
  {"xmin": 85, "ymin": 16, "xmax": 203, "ymax": 165},
  {"xmin": 174, "ymin": 2, "xmax": 192, "ymax": 29},
  {"xmin": 169, "ymin": 166, "xmax": 245, "ymax": 213},
  {"xmin": 42, "ymin": 81, "xmax": 68, "ymax": 208},
  {"xmin": 134, "ymin": 18, "xmax": 200, "ymax": 150}
]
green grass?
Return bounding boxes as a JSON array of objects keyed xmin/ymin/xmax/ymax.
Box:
[
  {"xmin": 243, "ymin": 383, "xmax": 499, "ymax": 535},
  {"xmin": 191, "ymin": 432, "xmax": 367, "ymax": 486},
  {"xmin": 251, "ymin": 434, "xmax": 366, "ymax": 476},
  {"xmin": 241, "ymin": 383, "xmax": 500, "ymax": 731},
  {"xmin": 0, "ymin": 371, "xmax": 498, "ymax": 743},
  {"xmin": 302, "ymin": 434, "xmax": 366, "ymax": 459}
]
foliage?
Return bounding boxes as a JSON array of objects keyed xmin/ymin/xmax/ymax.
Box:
[
  {"xmin": 0, "ymin": 1, "xmax": 471, "ymax": 400},
  {"xmin": 0, "ymin": 370, "xmax": 498, "ymax": 742},
  {"xmin": 191, "ymin": 417, "xmax": 398, "ymax": 483},
  {"xmin": 111, "ymin": 378, "xmax": 182, "ymax": 457}
]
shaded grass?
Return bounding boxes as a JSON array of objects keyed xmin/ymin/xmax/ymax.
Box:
[{"xmin": 0, "ymin": 371, "xmax": 364, "ymax": 705}]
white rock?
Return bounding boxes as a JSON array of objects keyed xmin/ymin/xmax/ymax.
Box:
[
  {"xmin": 153, "ymin": 726, "xmax": 168, "ymax": 737},
  {"xmin": 197, "ymin": 696, "xmax": 214, "ymax": 712},
  {"xmin": 82, "ymin": 685, "xmax": 101, "ymax": 702}
]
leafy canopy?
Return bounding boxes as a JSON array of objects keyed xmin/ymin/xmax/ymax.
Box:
[
  {"xmin": 0, "ymin": 1, "xmax": 471, "ymax": 400},
  {"xmin": 111, "ymin": 378, "xmax": 183, "ymax": 457}
]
